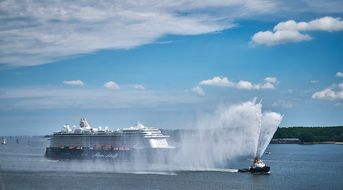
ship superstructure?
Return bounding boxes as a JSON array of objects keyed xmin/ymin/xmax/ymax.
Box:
[{"xmin": 45, "ymin": 118, "xmax": 174, "ymax": 160}]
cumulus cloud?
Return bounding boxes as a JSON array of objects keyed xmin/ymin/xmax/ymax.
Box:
[
  {"xmin": 62, "ymin": 80, "xmax": 84, "ymax": 86},
  {"xmin": 104, "ymin": 81, "xmax": 120, "ymax": 90},
  {"xmin": 191, "ymin": 86, "xmax": 205, "ymax": 96},
  {"xmin": 274, "ymin": 16, "xmax": 343, "ymax": 32},
  {"xmin": 0, "ymin": 0, "xmax": 283, "ymax": 67},
  {"xmin": 134, "ymin": 84, "xmax": 145, "ymax": 90},
  {"xmin": 312, "ymin": 83, "xmax": 343, "ymax": 100},
  {"xmin": 199, "ymin": 76, "xmax": 233, "ymax": 87},
  {"xmin": 336, "ymin": 72, "xmax": 343, "ymax": 77},
  {"xmin": 199, "ymin": 76, "xmax": 278, "ymax": 90},
  {"xmin": 251, "ymin": 30, "xmax": 311, "ymax": 46},
  {"xmin": 258, "ymin": 82, "xmax": 276, "ymax": 89},
  {"xmin": 251, "ymin": 16, "xmax": 343, "ymax": 45},
  {"xmin": 236, "ymin": 77, "xmax": 277, "ymax": 90},
  {"xmin": 264, "ymin": 77, "xmax": 278, "ymax": 84},
  {"xmin": 236, "ymin": 80, "xmax": 254, "ymax": 89}
]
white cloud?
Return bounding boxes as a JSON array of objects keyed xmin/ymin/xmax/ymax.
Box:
[
  {"xmin": 62, "ymin": 80, "xmax": 84, "ymax": 86},
  {"xmin": 2, "ymin": 1, "xmax": 342, "ymax": 66},
  {"xmin": 264, "ymin": 77, "xmax": 278, "ymax": 84},
  {"xmin": 199, "ymin": 76, "xmax": 278, "ymax": 90},
  {"xmin": 251, "ymin": 30, "xmax": 311, "ymax": 46},
  {"xmin": 0, "ymin": 0, "xmax": 281, "ymax": 67},
  {"xmin": 274, "ymin": 16, "xmax": 343, "ymax": 32},
  {"xmin": 199, "ymin": 76, "xmax": 233, "ymax": 87},
  {"xmin": 134, "ymin": 84, "xmax": 145, "ymax": 90},
  {"xmin": 312, "ymin": 83, "xmax": 343, "ymax": 100},
  {"xmin": 2, "ymin": 1, "xmax": 343, "ymax": 66},
  {"xmin": 336, "ymin": 72, "xmax": 343, "ymax": 77},
  {"xmin": 191, "ymin": 86, "xmax": 205, "ymax": 96},
  {"xmin": 256, "ymin": 77, "xmax": 279, "ymax": 89},
  {"xmin": 236, "ymin": 80, "xmax": 254, "ymax": 89},
  {"xmin": 258, "ymin": 82, "xmax": 276, "ymax": 89},
  {"xmin": 104, "ymin": 81, "xmax": 120, "ymax": 90},
  {"xmin": 251, "ymin": 16, "xmax": 343, "ymax": 45}
]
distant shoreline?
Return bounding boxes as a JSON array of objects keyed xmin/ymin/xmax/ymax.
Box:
[
  {"xmin": 2, "ymin": 126, "xmax": 342, "ymax": 145},
  {"xmin": 273, "ymin": 126, "xmax": 343, "ymax": 143},
  {"xmin": 270, "ymin": 140, "xmax": 343, "ymax": 145}
]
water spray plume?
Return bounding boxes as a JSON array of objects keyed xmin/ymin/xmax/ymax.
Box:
[
  {"xmin": 175, "ymin": 98, "xmax": 282, "ymax": 169},
  {"xmin": 256, "ymin": 112, "xmax": 283, "ymax": 158}
]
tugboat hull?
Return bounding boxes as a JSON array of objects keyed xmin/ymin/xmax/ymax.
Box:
[
  {"xmin": 238, "ymin": 166, "xmax": 270, "ymax": 174},
  {"xmin": 249, "ymin": 166, "xmax": 270, "ymax": 173}
]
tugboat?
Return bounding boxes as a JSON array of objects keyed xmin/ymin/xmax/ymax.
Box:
[{"xmin": 239, "ymin": 157, "xmax": 270, "ymax": 174}]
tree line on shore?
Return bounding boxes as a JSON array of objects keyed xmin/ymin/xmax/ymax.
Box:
[
  {"xmin": 162, "ymin": 126, "xmax": 343, "ymax": 143},
  {"xmin": 273, "ymin": 126, "xmax": 343, "ymax": 142}
]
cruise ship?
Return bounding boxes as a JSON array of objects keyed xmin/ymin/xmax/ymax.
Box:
[{"xmin": 45, "ymin": 118, "xmax": 174, "ymax": 160}]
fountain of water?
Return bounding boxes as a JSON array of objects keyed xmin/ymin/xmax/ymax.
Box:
[{"xmin": 173, "ymin": 98, "xmax": 282, "ymax": 169}]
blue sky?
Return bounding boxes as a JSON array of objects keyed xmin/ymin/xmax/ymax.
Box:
[{"xmin": 0, "ymin": 0, "xmax": 343, "ymax": 135}]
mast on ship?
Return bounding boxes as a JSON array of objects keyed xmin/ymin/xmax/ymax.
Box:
[
  {"xmin": 80, "ymin": 118, "xmax": 91, "ymax": 130},
  {"xmin": 2, "ymin": 137, "xmax": 6, "ymax": 145}
]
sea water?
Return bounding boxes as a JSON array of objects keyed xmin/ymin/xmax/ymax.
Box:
[{"xmin": 0, "ymin": 137, "xmax": 342, "ymax": 190}]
